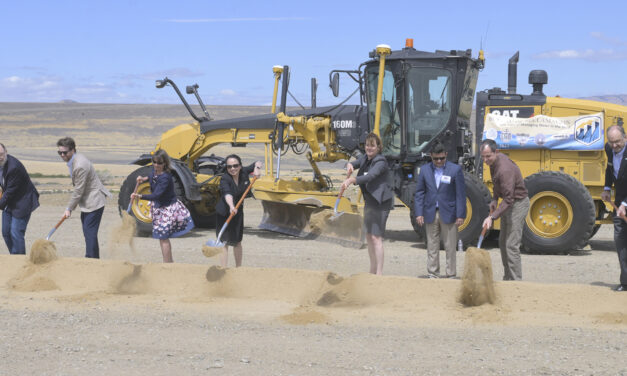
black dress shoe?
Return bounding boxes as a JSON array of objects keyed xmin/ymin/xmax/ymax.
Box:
[{"xmin": 613, "ymin": 284, "xmax": 627, "ymax": 292}]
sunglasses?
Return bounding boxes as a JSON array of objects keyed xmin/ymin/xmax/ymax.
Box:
[
  {"xmin": 432, "ymin": 157, "xmax": 446, "ymax": 161},
  {"xmin": 58, "ymin": 150, "xmax": 70, "ymax": 156},
  {"xmin": 152, "ymin": 160, "xmax": 164, "ymax": 165},
  {"xmin": 226, "ymin": 164, "xmax": 240, "ymax": 169}
]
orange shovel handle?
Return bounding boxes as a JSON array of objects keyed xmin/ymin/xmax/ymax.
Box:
[{"xmin": 224, "ymin": 176, "xmax": 258, "ymax": 225}]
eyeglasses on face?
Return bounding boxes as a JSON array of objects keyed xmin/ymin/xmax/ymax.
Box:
[
  {"xmin": 152, "ymin": 160, "xmax": 164, "ymax": 165},
  {"xmin": 432, "ymin": 157, "xmax": 446, "ymax": 161},
  {"xmin": 226, "ymin": 164, "xmax": 240, "ymax": 169},
  {"xmin": 58, "ymin": 150, "xmax": 70, "ymax": 156}
]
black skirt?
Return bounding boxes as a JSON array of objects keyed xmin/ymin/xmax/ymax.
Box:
[{"xmin": 215, "ymin": 211, "xmax": 244, "ymax": 246}]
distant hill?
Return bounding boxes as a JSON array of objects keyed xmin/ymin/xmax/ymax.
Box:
[{"xmin": 579, "ymin": 94, "xmax": 627, "ymax": 106}]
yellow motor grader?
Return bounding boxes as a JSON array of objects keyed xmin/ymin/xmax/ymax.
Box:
[
  {"xmin": 119, "ymin": 39, "xmax": 627, "ymax": 253},
  {"xmin": 119, "ymin": 40, "xmax": 491, "ymax": 248}
]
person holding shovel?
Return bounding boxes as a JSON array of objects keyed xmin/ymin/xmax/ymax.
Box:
[
  {"xmin": 341, "ymin": 133, "xmax": 394, "ymax": 275},
  {"xmin": 480, "ymin": 139, "xmax": 529, "ymax": 281},
  {"xmin": 130, "ymin": 149, "xmax": 194, "ymax": 263},
  {"xmin": 57, "ymin": 137, "xmax": 110, "ymax": 259},
  {"xmin": 601, "ymin": 125, "xmax": 627, "ymax": 292},
  {"xmin": 0, "ymin": 143, "xmax": 40, "ymax": 255},
  {"xmin": 215, "ymin": 155, "xmax": 262, "ymax": 268}
]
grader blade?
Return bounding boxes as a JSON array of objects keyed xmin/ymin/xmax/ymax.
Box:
[{"xmin": 259, "ymin": 200, "xmax": 365, "ymax": 248}]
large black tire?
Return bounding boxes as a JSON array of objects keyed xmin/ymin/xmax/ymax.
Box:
[
  {"xmin": 458, "ymin": 172, "xmax": 491, "ymax": 246},
  {"xmin": 407, "ymin": 171, "xmax": 491, "ymax": 247},
  {"xmin": 118, "ymin": 166, "xmax": 153, "ymax": 236},
  {"xmin": 522, "ymin": 171, "xmax": 595, "ymax": 253}
]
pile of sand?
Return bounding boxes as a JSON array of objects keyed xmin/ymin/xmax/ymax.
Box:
[
  {"xmin": 459, "ymin": 247, "xmax": 497, "ymax": 306},
  {"xmin": 29, "ymin": 239, "xmax": 58, "ymax": 264},
  {"xmin": 0, "ymin": 255, "xmax": 625, "ymax": 329}
]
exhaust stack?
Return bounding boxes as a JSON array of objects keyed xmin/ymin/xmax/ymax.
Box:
[{"xmin": 508, "ymin": 51, "xmax": 519, "ymax": 94}]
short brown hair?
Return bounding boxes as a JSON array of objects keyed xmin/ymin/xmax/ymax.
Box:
[
  {"xmin": 56, "ymin": 137, "xmax": 76, "ymax": 151},
  {"xmin": 365, "ymin": 132, "xmax": 383, "ymax": 153}
]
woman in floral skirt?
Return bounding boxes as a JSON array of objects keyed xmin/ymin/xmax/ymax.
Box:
[{"xmin": 131, "ymin": 149, "xmax": 194, "ymax": 262}]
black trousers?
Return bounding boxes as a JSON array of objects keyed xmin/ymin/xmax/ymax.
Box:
[
  {"xmin": 81, "ymin": 207, "xmax": 104, "ymax": 259},
  {"xmin": 612, "ymin": 216, "xmax": 627, "ymax": 285}
]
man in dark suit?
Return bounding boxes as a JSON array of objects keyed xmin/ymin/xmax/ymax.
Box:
[
  {"xmin": 0, "ymin": 143, "xmax": 40, "ymax": 254},
  {"xmin": 414, "ymin": 142, "xmax": 466, "ymax": 278},
  {"xmin": 601, "ymin": 125, "xmax": 627, "ymax": 292}
]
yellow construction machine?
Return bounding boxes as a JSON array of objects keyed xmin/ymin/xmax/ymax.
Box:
[
  {"xmin": 119, "ymin": 40, "xmax": 490, "ymax": 248},
  {"xmin": 475, "ymin": 52, "xmax": 626, "ymax": 252},
  {"xmin": 118, "ymin": 39, "xmax": 627, "ymax": 253}
]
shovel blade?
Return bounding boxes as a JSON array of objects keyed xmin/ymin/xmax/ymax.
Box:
[{"xmin": 205, "ymin": 239, "xmax": 224, "ymax": 248}]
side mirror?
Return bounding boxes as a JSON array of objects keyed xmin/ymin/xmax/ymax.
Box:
[
  {"xmin": 330, "ymin": 73, "xmax": 340, "ymax": 97},
  {"xmin": 186, "ymin": 84, "xmax": 199, "ymax": 94}
]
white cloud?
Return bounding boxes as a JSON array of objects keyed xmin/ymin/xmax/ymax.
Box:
[
  {"xmin": 590, "ymin": 32, "xmax": 627, "ymax": 47},
  {"xmin": 532, "ymin": 48, "xmax": 627, "ymax": 61},
  {"xmin": 114, "ymin": 68, "xmax": 203, "ymax": 82},
  {"xmin": 165, "ymin": 17, "xmax": 307, "ymax": 23},
  {"xmin": 220, "ymin": 89, "xmax": 236, "ymax": 96}
]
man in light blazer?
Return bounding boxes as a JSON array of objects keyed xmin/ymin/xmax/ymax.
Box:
[
  {"xmin": 57, "ymin": 137, "xmax": 110, "ymax": 259},
  {"xmin": 414, "ymin": 141, "xmax": 466, "ymax": 278}
]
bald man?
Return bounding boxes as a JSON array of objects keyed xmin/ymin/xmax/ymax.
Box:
[{"xmin": 601, "ymin": 125, "xmax": 627, "ymax": 292}]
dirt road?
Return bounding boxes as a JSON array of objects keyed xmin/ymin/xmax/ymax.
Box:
[{"xmin": 1, "ymin": 193, "xmax": 626, "ymax": 375}]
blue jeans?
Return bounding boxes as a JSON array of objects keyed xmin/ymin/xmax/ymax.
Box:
[
  {"xmin": 2, "ymin": 211, "xmax": 31, "ymax": 255},
  {"xmin": 81, "ymin": 207, "xmax": 104, "ymax": 259}
]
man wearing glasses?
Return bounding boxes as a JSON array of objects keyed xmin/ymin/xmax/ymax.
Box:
[
  {"xmin": 57, "ymin": 137, "xmax": 110, "ymax": 258},
  {"xmin": 414, "ymin": 141, "xmax": 466, "ymax": 278}
]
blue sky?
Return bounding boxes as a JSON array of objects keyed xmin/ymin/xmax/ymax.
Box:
[{"xmin": 1, "ymin": 0, "xmax": 626, "ymax": 106}]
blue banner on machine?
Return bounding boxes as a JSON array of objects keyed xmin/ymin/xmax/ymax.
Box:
[{"xmin": 482, "ymin": 112, "xmax": 604, "ymax": 150}]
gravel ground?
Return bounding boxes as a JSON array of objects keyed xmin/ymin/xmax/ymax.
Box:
[{"xmin": 0, "ymin": 193, "xmax": 626, "ymax": 375}]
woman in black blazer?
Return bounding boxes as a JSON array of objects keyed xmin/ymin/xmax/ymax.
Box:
[
  {"xmin": 341, "ymin": 133, "xmax": 394, "ymax": 275},
  {"xmin": 215, "ymin": 154, "xmax": 262, "ymax": 267},
  {"xmin": 131, "ymin": 149, "xmax": 194, "ymax": 262}
]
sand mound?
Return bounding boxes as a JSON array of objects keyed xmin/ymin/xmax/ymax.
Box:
[
  {"xmin": 459, "ymin": 247, "xmax": 497, "ymax": 306},
  {"xmin": 109, "ymin": 263, "xmax": 146, "ymax": 294},
  {"xmin": 281, "ymin": 308, "xmax": 329, "ymax": 325},
  {"xmin": 29, "ymin": 239, "xmax": 58, "ymax": 264},
  {"xmin": 10, "ymin": 276, "xmax": 59, "ymax": 292},
  {"xmin": 0, "ymin": 255, "xmax": 625, "ymax": 329}
]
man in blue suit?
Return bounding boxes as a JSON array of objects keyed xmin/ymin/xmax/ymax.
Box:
[
  {"xmin": 414, "ymin": 142, "xmax": 466, "ymax": 278},
  {"xmin": 0, "ymin": 143, "xmax": 40, "ymax": 254}
]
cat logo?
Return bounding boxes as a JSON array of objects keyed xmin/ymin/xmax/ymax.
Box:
[{"xmin": 574, "ymin": 115, "xmax": 603, "ymax": 146}]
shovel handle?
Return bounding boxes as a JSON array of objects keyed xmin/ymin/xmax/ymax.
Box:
[
  {"xmin": 606, "ymin": 200, "xmax": 627, "ymax": 222},
  {"xmin": 224, "ymin": 175, "xmax": 258, "ymax": 226},
  {"xmin": 46, "ymin": 215, "xmax": 67, "ymax": 240},
  {"xmin": 127, "ymin": 181, "xmax": 141, "ymax": 212},
  {"xmin": 337, "ymin": 170, "xmax": 353, "ymax": 198}
]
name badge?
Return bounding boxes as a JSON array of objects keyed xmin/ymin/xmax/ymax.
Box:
[{"xmin": 441, "ymin": 175, "xmax": 451, "ymax": 184}]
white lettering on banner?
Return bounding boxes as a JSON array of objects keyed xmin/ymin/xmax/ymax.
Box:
[
  {"xmin": 491, "ymin": 109, "xmax": 520, "ymax": 118},
  {"xmin": 332, "ymin": 120, "xmax": 354, "ymax": 129}
]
